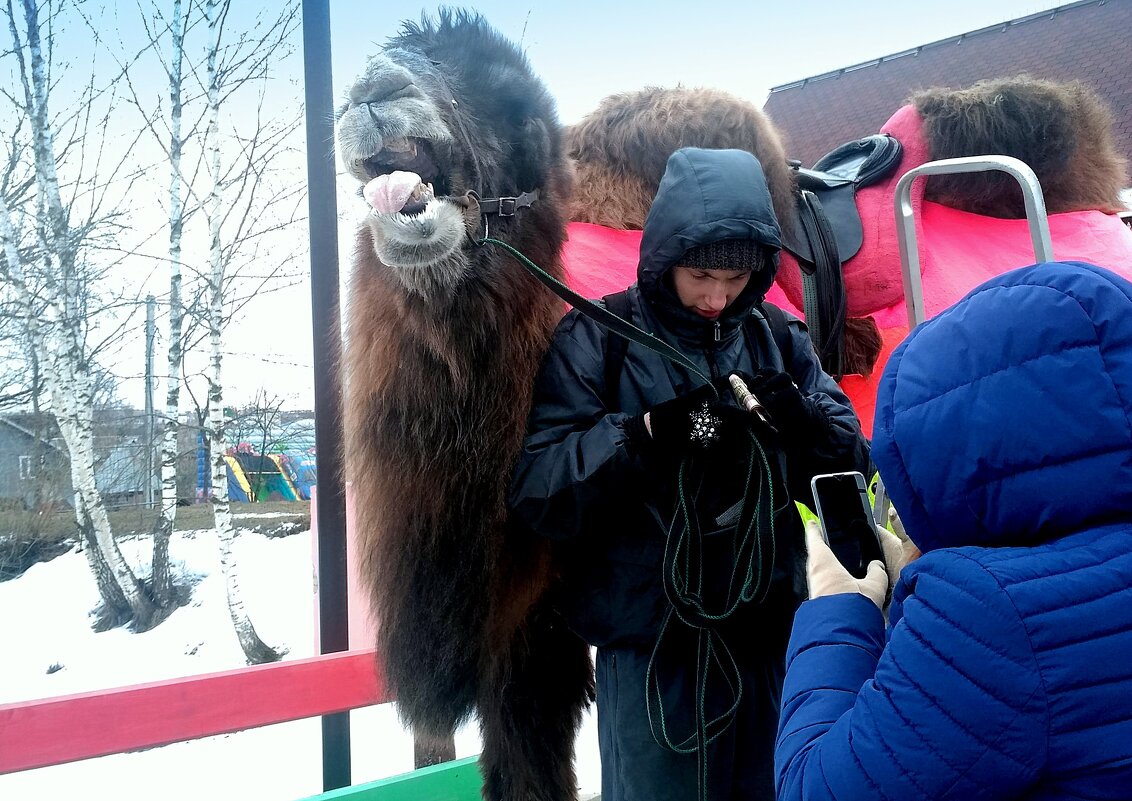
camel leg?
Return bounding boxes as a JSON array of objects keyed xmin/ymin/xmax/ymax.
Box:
[
  {"xmin": 478, "ymin": 605, "xmax": 594, "ymax": 801},
  {"xmin": 414, "ymin": 731, "xmax": 457, "ymax": 767}
]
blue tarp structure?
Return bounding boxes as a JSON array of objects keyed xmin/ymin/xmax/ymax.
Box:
[
  {"xmin": 228, "ymin": 470, "xmax": 250, "ymax": 502},
  {"xmin": 196, "ymin": 433, "xmax": 252, "ymax": 501}
]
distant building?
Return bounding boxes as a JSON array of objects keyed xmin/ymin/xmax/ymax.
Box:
[
  {"xmin": 764, "ymin": 1, "xmax": 1132, "ymax": 172},
  {"xmin": 92, "ymin": 435, "xmax": 151, "ymax": 508},
  {"xmin": 0, "ymin": 416, "xmax": 69, "ymax": 510},
  {"xmin": 0, "ymin": 412, "xmax": 153, "ymax": 510}
]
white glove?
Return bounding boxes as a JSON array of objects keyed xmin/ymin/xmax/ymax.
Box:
[
  {"xmin": 877, "ymin": 525, "xmax": 905, "ymax": 598},
  {"xmin": 805, "ymin": 521, "xmax": 889, "ymax": 609},
  {"xmin": 879, "ymin": 508, "xmax": 922, "ymax": 596}
]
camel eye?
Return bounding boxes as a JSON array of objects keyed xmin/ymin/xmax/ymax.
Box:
[{"xmin": 451, "ymin": 99, "xmax": 459, "ymax": 109}]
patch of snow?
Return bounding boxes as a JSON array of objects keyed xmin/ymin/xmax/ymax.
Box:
[{"xmin": 0, "ymin": 528, "xmax": 601, "ymax": 800}]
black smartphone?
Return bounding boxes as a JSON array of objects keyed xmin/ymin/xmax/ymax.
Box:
[{"xmin": 810, "ymin": 471, "xmax": 885, "ymax": 579}]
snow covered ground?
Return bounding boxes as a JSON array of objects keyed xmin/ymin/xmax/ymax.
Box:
[{"xmin": 0, "ymin": 526, "xmax": 601, "ymax": 800}]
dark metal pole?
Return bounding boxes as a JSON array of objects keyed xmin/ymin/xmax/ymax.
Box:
[{"xmin": 301, "ymin": 0, "xmax": 350, "ymax": 791}]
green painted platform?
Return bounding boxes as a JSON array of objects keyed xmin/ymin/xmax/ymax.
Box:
[{"xmin": 299, "ymin": 756, "xmax": 482, "ymax": 801}]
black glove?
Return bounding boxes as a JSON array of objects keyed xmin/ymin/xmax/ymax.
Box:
[
  {"xmin": 625, "ymin": 384, "xmax": 750, "ymax": 457},
  {"xmin": 747, "ymin": 368, "xmax": 822, "ymax": 437}
]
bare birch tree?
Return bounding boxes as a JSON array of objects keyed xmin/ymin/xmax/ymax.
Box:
[
  {"xmin": 0, "ymin": 0, "xmax": 155, "ymax": 629},
  {"xmin": 0, "ymin": 246, "xmax": 40, "ymax": 413},
  {"xmin": 149, "ymin": 0, "xmax": 187, "ymax": 608},
  {"xmin": 85, "ymin": 0, "xmax": 303, "ymax": 644},
  {"xmin": 200, "ymin": 0, "xmax": 304, "ymax": 664}
]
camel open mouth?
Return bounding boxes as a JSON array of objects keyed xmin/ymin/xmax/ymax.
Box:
[
  {"xmin": 353, "ymin": 137, "xmax": 442, "ymax": 217},
  {"xmin": 359, "ymin": 137, "xmax": 440, "ymax": 186},
  {"xmin": 335, "ymin": 66, "xmax": 472, "ymax": 288},
  {"xmin": 362, "ymin": 171, "xmax": 435, "ymax": 218},
  {"xmin": 351, "ymin": 134, "xmax": 469, "ymax": 287}
]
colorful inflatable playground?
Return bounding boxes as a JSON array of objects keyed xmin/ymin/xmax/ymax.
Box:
[{"xmin": 196, "ymin": 432, "xmax": 317, "ymax": 502}]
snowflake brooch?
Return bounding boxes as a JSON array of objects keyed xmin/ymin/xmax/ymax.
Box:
[{"xmin": 689, "ymin": 401, "xmax": 722, "ymax": 447}]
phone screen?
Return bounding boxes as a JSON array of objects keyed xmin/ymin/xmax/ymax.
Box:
[{"xmin": 811, "ymin": 472, "xmax": 884, "ymax": 579}]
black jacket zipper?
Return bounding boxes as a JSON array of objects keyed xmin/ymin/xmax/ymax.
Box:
[{"xmin": 706, "ymin": 321, "xmax": 721, "ymax": 380}]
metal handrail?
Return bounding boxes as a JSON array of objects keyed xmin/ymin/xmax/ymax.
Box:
[{"xmin": 893, "ymin": 155, "xmax": 1055, "ymax": 329}]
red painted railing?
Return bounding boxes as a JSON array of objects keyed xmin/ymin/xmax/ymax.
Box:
[{"xmin": 0, "ymin": 648, "xmax": 386, "ymax": 775}]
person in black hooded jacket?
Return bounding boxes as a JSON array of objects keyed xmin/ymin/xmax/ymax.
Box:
[{"xmin": 509, "ymin": 147, "xmax": 869, "ymax": 801}]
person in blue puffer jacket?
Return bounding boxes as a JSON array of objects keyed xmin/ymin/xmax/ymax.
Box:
[{"xmin": 774, "ymin": 260, "xmax": 1132, "ymax": 800}]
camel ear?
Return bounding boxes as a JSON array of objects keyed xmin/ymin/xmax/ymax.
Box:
[
  {"xmin": 521, "ymin": 117, "xmax": 550, "ymax": 153},
  {"xmin": 516, "ymin": 117, "xmax": 552, "ymax": 186}
]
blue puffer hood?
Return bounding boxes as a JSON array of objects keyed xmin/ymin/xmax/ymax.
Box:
[
  {"xmin": 872, "ymin": 261, "xmax": 1132, "ymax": 553},
  {"xmin": 638, "ymin": 148, "xmax": 782, "ymax": 327}
]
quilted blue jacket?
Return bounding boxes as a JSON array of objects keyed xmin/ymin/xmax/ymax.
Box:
[{"xmin": 775, "ymin": 262, "xmax": 1132, "ymax": 800}]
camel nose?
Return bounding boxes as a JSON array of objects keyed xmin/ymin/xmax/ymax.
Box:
[{"xmin": 349, "ymin": 55, "xmax": 423, "ymax": 106}]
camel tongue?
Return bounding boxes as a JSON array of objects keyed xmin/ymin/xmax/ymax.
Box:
[{"xmin": 364, "ymin": 171, "xmax": 421, "ymax": 214}]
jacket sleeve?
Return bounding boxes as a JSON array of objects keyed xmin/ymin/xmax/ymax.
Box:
[
  {"xmin": 509, "ymin": 311, "xmax": 645, "ymax": 541},
  {"xmin": 775, "ymin": 551, "xmax": 1047, "ymax": 801},
  {"xmin": 780, "ymin": 319, "xmax": 871, "ymax": 498}
]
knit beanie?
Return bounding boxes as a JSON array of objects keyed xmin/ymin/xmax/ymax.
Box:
[{"xmin": 679, "ymin": 239, "xmax": 768, "ymax": 271}]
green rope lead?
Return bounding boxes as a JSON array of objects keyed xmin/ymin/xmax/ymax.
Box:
[{"xmin": 480, "ymin": 236, "xmax": 715, "ymax": 390}]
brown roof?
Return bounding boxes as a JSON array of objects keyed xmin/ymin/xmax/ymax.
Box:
[{"xmin": 763, "ymin": 0, "xmax": 1132, "ymax": 167}]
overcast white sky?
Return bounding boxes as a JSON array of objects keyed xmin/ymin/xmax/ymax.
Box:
[{"xmin": 328, "ymin": 1, "xmax": 1073, "ymax": 123}]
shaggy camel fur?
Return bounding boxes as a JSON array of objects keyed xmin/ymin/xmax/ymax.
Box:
[
  {"xmin": 567, "ymin": 86, "xmax": 797, "ymax": 232},
  {"xmin": 916, "ymin": 76, "xmax": 1128, "ymax": 218}
]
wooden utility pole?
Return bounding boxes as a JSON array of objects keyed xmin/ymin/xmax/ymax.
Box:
[{"xmin": 145, "ymin": 294, "xmax": 156, "ymax": 508}]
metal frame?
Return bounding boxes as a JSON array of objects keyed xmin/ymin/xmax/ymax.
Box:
[
  {"xmin": 301, "ymin": 0, "xmax": 351, "ymax": 792},
  {"xmin": 893, "ymin": 155, "xmax": 1055, "ymax": 329}
]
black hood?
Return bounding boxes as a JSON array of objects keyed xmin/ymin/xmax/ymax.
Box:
[{"xmin": 638, "ymin": 148, "xmax": 783, "ymax": 335}]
